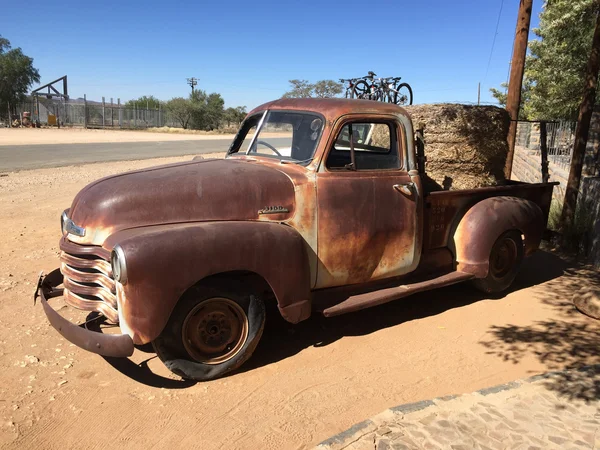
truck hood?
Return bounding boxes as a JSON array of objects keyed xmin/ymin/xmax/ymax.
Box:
[{"xmin": 67, "ymin": 158, "xmax": 297, "ymax": 246}]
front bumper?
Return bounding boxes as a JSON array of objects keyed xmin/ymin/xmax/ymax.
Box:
[{"xmin": 34, "ymin": 268, "xmax": 134, "ymax": 358}]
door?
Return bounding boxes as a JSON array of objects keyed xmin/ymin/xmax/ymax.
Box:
[{"xmin": 315, "ymin": 118, "xmax": 420, "ymax": 289}]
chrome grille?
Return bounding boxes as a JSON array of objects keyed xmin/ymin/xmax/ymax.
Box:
[{"xmin": 59, "ymin": 239, "xmax": 119, "ymax": 323}]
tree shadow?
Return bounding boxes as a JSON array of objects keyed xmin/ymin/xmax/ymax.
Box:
[{"xmin": 479, "ymin": 255, "xmax": 600, "ymax": 402}]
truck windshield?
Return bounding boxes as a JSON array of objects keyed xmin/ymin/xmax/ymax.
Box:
[{"xmin": 227, "ymin": 110, "xmax": 324, "ymax": 164}]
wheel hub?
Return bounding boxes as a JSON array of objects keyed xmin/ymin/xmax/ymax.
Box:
[
  {"xmin": 490, "ymin": 238, "xmax": 518, "ymax": 279},
  {"xmin": 182, "ymin": 298, "xmax": 249, "ymax": 365}
]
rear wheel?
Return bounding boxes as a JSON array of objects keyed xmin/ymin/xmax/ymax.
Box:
[
  {"xmin": 394, "ymin": 83, "xmax": 413, "ymax": 105},
  {"xmin": 153, "ymin": 280, "xmax": 265, "ymax": 381},
  {"xmin": 472, "ymin": 230, "xmax": 524, "ymax": 294}
]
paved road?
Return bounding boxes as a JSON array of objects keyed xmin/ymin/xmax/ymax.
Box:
[
  {"xmin": 318, "ymin": 365, "xmax": 600, "ymax": 450},
  {"xmin": 0, "ymin": 138, "xmax": 291, "ymax": 171}
]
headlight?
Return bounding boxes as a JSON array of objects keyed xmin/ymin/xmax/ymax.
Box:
[
  {"xmin": 61, "ymin": 210, "xmax": 69, "ymax": 236},
  {"xmin": 111, "ymin": 245, "xmax": 128, "ymax": 285}
]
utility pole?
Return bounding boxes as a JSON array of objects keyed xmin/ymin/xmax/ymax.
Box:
[
  {"xmin": 560, "ymin": 3, "xmax": 600, "ymax": 229},
  {"xmin": 187, "ymin": 77, "xmax": 199, "ymax": 95},
  {"xmin": 503, "ymin": 0, "xmax": 533, "ymax": 179},
  {"xmin": 477, "ymin": 82, "xmax": 481, "ymax": 105}
]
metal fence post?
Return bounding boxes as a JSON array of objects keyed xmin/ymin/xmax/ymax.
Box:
[
  {"xmin": 84, "ymin": 94, "xmax": 88, "ymax": 129},
  {"xmin": 134, "ymin": 105, "xmax": 137, "ymax": 128},
  {"xmin": 110, "ymin": 98, "xmax": 114, "ymax": 127},
  {"xmin": 118, "ymin": 98, "xmax": 122, "ymax": 128},
  {"xmin": 158, "ymin": 104, "xmax": 161, "ymax": 127},
  {"xmin": 102, "ymin": 97, "xmax": 105, "ymax": 128}
]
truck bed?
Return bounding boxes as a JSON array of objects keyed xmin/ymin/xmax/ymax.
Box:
[{"xmin": 423, "ymin": 180, "xmax": 558, "ymax": 251}]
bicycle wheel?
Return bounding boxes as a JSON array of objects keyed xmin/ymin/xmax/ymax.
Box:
[
  {"xmin": 352, "ymin": 80, "xmax": 370, "ymax": 99},
  {"xmin": 394, "ymin": 83, "xmax": 413, "ymax": 105}
]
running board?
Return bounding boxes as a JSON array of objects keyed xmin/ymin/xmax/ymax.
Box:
[{"xmin": 322, "ymin": 271, "xmax": 475, "ymax": 317}]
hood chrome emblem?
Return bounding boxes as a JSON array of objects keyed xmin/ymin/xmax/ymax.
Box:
[
  {"xmin": 258, "ymin": 206, "xmax": 289, "ymax": 215},
  {"xmin": 65, "ymin": 218, "xmax": 86, "ymax": 237}
]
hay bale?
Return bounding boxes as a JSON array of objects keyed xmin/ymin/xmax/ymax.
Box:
[{"xmin": 404, "ymin": 104, "xmax": 510, "ymax": 190}]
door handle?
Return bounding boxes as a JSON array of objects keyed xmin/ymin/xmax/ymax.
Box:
[{"xmin": 393, "ymin": 183, "xmax": 414, "ymax": 196}]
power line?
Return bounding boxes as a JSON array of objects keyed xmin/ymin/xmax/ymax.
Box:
[{"xmin": 483, "ymin": 0, "xmax": 505, "ymax": 86}]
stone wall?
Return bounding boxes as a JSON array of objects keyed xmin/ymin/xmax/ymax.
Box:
[{"xmin": 511, "ymin": 145, "xmax": 568, "ymax": 202}]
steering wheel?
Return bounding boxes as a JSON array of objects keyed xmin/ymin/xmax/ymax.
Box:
[{"xmin": 255, "ymin": 140, "xmax": 282, "ymax": 156}]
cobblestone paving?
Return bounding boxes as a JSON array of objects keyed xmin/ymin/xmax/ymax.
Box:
[{"xmin": 317, "ymin": 366, "xmax": 599, "ymax": 450}]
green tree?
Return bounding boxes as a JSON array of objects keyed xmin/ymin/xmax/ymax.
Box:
[
  {"xmin": 165, "ymin": 97, "xmax": 193, "ymax": 129},
  {"xmin": 125, "ymin": 95, "xmax": 162, "ymax": 109},
  {"xmin": 491, "ymin": 0, "xmax": 600, "ymax": 121},
  {"xmin": 223, "ymin": 106, "xmax": 247, "ymax": 126},
  {"xmin": 282, "ymin": 79, "xmax": 343, "ymax": 98},
  {"xmin": 205, "ymin": 93, "xmax": 224, "ymax": 130},
  {"xmin": 187, "ymin": 90, "xmax": 226, "ymax": 130},
  {"xmin": 527, "ymin": 0, "xmax": 600, "ymax": 120},
  {"xmin": 282, "ymin": 79, "xmax": 313, "ymax": 98},
  {"xmin": 0, "ymin": 35, "xmax": 40, "ymax": 121},
  {"xmin": 490, "ymin": 81, "xmax": 533, "ymax": 119},
  {"xmin": 312, "ymin": 80, "xmax": 344, "ymax": 98}
]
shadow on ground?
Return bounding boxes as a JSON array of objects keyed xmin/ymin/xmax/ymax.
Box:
[
  {"xmin": 240, "ymin": 250, "xmax": 567, "ymax": 374},
  {"xmin": 479, "ymin": 252, "xmax": 600, "ymax": 402},
  {"xmin": 102, "ymin": 250, "xmax": 577, "ymax": 388}
]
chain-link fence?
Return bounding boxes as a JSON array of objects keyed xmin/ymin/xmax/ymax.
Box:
[
  {"xmin": 515, "ymin": 120, "xmax": 576, "ymax": 170},
  {"xmin": 14, "ymin": 97, "xmax": 180, "ymax": 129}
]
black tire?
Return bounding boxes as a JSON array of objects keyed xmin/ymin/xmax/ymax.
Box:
[
  {"xmin": 472, "ymin": 230, "xmax": 524, "ymax": 294},
  {"xmin": 394, "ymin": 83, "xmax": 413, "ymax": 105},
  {"xmin": 153, "ymin": 279, "xmax": 265, "ymax": 381},
  {"xmin": 352, "ymin": 80, "xmax": 370, "ymax": 99}
]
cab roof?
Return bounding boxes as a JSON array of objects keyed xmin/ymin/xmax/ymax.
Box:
[{"xmin": 248, "ymin": 98, "xmax": 410, "ymax": 123}]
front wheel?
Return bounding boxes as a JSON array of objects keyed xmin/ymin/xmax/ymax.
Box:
[
  {"xmin": 153, "ymin": 280, "xmax": 265, "ymax": 381},
  {"xmin": 394, "ymin": 83, "xmax": 413, "ymax": 105},
  {"xmin": 352, "ymin": 80, "xmax": 370, "ymax": 99},
  {"xmin": 472, "ymin": 230, "xmax": 524, "ymax": 294}
]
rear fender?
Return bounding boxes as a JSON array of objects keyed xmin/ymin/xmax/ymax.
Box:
[
  {"xmin": 103, "ymin": 221, "xmax": 311, "ymax": 345},
  {"xmin": 452, "ymin": 196, "xmax": 544, "ymax": 278}
]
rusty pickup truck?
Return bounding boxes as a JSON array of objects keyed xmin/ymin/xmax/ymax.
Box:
[{"xmin": 36, "ymin": 98, "xmax": 557, "ymax": 381}]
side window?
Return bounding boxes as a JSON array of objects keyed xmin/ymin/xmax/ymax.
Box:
[{"xmin": 326, "ymin": 122, "xmax": 401, "ymax": 170}]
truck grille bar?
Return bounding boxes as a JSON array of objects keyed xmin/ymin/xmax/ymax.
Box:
[{"xmin": 59, "ymin": 238, "xmax": 119, "ymax": 323}]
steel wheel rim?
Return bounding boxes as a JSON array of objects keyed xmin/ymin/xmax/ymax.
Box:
[
  {"xmin": 490, "ymin": 238, "xmax": 518, "ymax": 279},
  {"xmin": 182, "ymin": 297, "xmax": 249, "ymax": 365}
]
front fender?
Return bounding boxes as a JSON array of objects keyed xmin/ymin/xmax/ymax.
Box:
[
  {"xmin": 103, "ymin": 221, "xmax": 311, "ymax": 344},
  {"xmin": 452, "ymin": 196, "xmax": 544, "ymax": 278}
]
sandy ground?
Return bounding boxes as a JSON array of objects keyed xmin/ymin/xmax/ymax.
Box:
[
  {"xmin": 0, "ymin": 155, "xmax": 598, "ymax": 449},
  {"xmin": 0, "ymin": 129, "xmax": 291, "ymax": 146}
]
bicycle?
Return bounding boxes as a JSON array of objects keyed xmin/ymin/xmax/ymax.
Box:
[
  {"xmin": 344, "ymin": 71, "xmax": 414, "ymax": 105},
  {"xmin": 339, "ymin": 78, "xmax": 361, "ymax": 98},
  {"xmin": 377, "ymin": 76, "xmax": 413, "ymax": 105},
  {"xmin": 351, "ymin": 71, "xmax": 378, "ymax": 100}
]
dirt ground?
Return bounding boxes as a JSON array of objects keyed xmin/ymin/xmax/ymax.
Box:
[
  {"xmin": 0, "ymin": 128, "xmax": 291, "ymax": 146},
  {"xmin": 0, "ymin": 154, "xmax": 598, "ymax": 449}
]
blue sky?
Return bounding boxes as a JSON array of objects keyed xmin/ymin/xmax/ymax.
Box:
[{"xmin": 1, "ymin": 0, "xmax": 543, "ymax": 110}]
